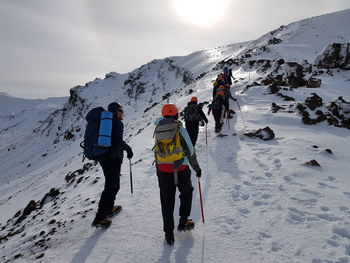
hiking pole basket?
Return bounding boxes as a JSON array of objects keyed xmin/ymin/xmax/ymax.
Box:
[
  {"xmin": 129, "ymin": 159, "xmax": 133, "ymax": 194},
  {"xmin": 198, "ymin": 178, "xmax": 205, "ymax": 225}
]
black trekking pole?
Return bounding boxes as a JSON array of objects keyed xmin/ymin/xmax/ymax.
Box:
[
  {"xmin": 227, "ymin": 110, "xmax": 230, "ymax": 130},
  {"xmin": 129, "ymin": 159, "xmax": 133, "ymax": 194},
  {"xmin": 198, "ymin": 178, "xmax": 205, "ymax": 225},
  {"xmin": 205, "ymin": 123, "xmax": 208, "ymax": 146}
]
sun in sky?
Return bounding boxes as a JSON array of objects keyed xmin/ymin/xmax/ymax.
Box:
[{"xmin": 172, "ymin": 0, "xmax": 231, "ymax": 28}]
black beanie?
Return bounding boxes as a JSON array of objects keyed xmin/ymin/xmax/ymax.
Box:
[{"xmin": 108, "ymin": 102, "xmax": 122, "ymax": 113}]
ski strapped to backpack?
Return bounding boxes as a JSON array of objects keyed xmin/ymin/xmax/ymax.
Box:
[{"xmin": 81, "ymin": 107, "xmax": 113, "ymax": 161}]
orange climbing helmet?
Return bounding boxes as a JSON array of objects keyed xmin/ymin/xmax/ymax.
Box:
[
  {"xmin": 190, "ymin": 96, "xmax": 198, "ymax": 102},
  {"xmin": 161, "ymin": 104, "xmax": 179, "ymax": 116}
]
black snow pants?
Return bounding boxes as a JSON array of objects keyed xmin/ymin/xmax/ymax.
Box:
[
  {"xmin": 157, "ymin": 167, "xmax": 194, "ymax": 233},
  {"xmin": 212, "ymin": 108, "xmax": 223, "ymax": 131},
  {"xmin": 185, "ymin": 121, "xmax": 199, "ymax": 146},
  {"xmin": 95, "ymin": 158, "xmax": 122, "ymax": 221}
]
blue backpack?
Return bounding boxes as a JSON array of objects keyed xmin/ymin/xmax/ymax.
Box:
[{"xmin": 81, "ymin": 107, "xmax": 113, "ymax": 160}]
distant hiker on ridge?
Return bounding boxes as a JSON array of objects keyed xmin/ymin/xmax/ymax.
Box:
[
  {"xmin": 183, "ymin": 97, "xmax": 208, "ymax": 146},
  {"xmin": 92, "ymin": 102, "xmax": 133, "ymax": 228},
  {"xmin": 153, "ymin": 104, "xmax": 202, "ymax": 245}
]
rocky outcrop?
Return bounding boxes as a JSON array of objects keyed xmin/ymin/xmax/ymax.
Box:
[
  {"xmin": 326, "ymin": 97, "xmax": 350, "ymax": 129},
  {"xmin": 315, "ymin": 43, "xmax": 350, "ymax": 70}
]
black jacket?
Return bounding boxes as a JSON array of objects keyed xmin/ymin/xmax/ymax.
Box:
[
  {"xmin": 108, "ymin": 117, "xmax": 132, "ymax": 159},
  {"xmin": 184, "ymin": 101, "xmax": 208, "ymax": 124},
  {"xmin": 210, "ymin": 94, "xmax": 229, "ymax": 112}
]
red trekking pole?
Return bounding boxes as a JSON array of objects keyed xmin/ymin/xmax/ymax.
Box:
[{"xmin": 198, "ymin": 178, "xmax": 205, "ymax": 225}]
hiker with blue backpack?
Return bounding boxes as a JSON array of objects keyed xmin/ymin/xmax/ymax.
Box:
[
  {"xmin": 84, "ymin": 102, "xmax": 133, "ymax": 228},
  {"xmin": 154, "ymin": 104, "xmax": 202, "ymax": 245},
  {"xmin": 183, "ymin": 97, "xmax": 208, "ymax": 147}
]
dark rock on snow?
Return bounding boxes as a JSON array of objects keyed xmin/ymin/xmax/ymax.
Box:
[
  {"xmin": 306, "ymin": 78, "xmax": 322, "ymax": 88},
  {"xmin": 244, "ymin": 127, "xmax": 275, "ymax": 141},
  {"xmin": 305, "ymin": 93, "xmax": 323, "ymax": 110},
  {"xmin": 305, "ymin": 159, "xmax": 321, "ymax": 167}
]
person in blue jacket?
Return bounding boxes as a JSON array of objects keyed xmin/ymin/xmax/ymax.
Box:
[
  {"xmin": 92, "ymin": 102, "xmax": 133, "ymax": 228},
  {"xmin": 154, "ymin": 104, "xmax": 202, "ymax": 245}
]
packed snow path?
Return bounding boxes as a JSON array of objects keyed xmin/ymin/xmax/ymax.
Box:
[{"xmin": 41, "ymin": 102, "xmax": 350, "ymax": 263}]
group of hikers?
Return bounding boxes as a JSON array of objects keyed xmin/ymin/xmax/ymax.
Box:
[{"xmin": 87, "ymin": 67, "xmax": 237, "ymax": 245}]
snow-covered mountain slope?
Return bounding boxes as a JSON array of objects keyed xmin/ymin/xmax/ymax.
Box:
[
  {"xmin": 218, "ymin": 8, "xmax": 350, "ymax": 65},
  {"xmin": 1, "ymin": 9, "xmax": 350, "ymax": 263}
]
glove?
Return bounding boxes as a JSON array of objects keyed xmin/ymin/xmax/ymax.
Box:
[
  {"xmin": 193, "ymin": 165, "xmax": 202, "ymax": 178},
  {"xmin": 127, "ymin": 148, "xmax": 133, "ymax": 159},
  {"xmin": 196, "ymin": 168, "xmax": 202, "ymax": 178},
  {"xmin": 205, "ymin": 119, "xmax": 208, "ymax": 124},
  {"xmin": 233, "ymin": 98, "xmax": 237, "ymax": 101}
]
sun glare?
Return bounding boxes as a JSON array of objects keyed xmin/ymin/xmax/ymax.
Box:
[{"xmin": 172, "ymin": 0, "xmax": 230, "ymax": 28}]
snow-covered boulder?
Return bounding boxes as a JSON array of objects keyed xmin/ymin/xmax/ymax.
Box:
[
  {"xmin": 244, "ymin": 126, "xmax": 275, "ymax": 140},
  {"xmin": 315, "ymin": 43, "xmax": 350, "ymax": 70},
  {"xmin": 282, "ymin": 62, "xmax": 306, "ymax": 88}
]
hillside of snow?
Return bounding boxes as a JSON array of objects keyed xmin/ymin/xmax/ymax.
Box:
[{"xmin": 1, "ymin": 9, "xmax": 350, "ymax": 263}]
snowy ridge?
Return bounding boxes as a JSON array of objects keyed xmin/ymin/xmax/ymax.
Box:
[
  {"xmin": 218, "ymin": 8, "xmax": 350, "ymax": 64},
  {"xmin": 1, "ymin": 9, "xmax": 350, "ymax": 263}
]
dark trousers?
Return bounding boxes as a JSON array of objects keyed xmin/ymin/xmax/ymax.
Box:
[
  {"xmin": 95, "ymin": 158, "xmax": 122, "ymax": 221},
  {"xmin": 212, "ymin": 108, "xmax": 223, "ymax": 130},
  {"xmin": 157, "ymin": 167, "xmax": 194, "ymax": 233},
  {"xmin": 185, "ymin": 121, "xmax": 199, "ymax": 146}
]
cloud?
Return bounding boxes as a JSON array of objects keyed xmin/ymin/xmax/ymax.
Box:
[{"xmin": 1, "ymin": 0, "xmax": 350, "ymax": 98}]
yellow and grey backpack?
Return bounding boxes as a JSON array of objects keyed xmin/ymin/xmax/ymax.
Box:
[{"xmin": 154, "ymin": 118, "xmax": 184, "ymax": 163}]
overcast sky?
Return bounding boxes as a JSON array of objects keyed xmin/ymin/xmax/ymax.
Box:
[{"xmin": 1, "ymin": 0, "xmax": 350, "ymax": 99}]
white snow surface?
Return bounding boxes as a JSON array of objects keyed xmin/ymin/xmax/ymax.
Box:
[{"xmin": 1, "ymin": 9, "xmax": 350, "ymax": 263}]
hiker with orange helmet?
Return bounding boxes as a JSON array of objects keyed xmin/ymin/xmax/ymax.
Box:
[
  {"xmin": 209, "ymin": 90, "xmax": 228, "ymax": 133},
  {"xmin": 212, "ymin": 74, "xmax": 226, "ymax": 99},
  {"xmin": 183, "ymin": 97, "xmax": 208, "ymax": 146},
  {"xmin": 153, "ymin": 104, "xmax": 202, "ymax": 245}
]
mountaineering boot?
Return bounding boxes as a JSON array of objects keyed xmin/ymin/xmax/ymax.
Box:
[
  {"xmin": 227, "ymin": 109, "xmax": 235, "ymax": 119},
  {"xmin": 107, "ymin": 205, "xmax": 122, "ymax": 218},
  {"xmin": 165, "ymin": 232, "xmax": 175, "ymax": 245},
  {"xmin": 177, "ymin": 218, "xmax": 195, "ymax": 232},
  {"xmin": 91, "ymin": 219, "xmax": 112, "ymax": 229}
]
